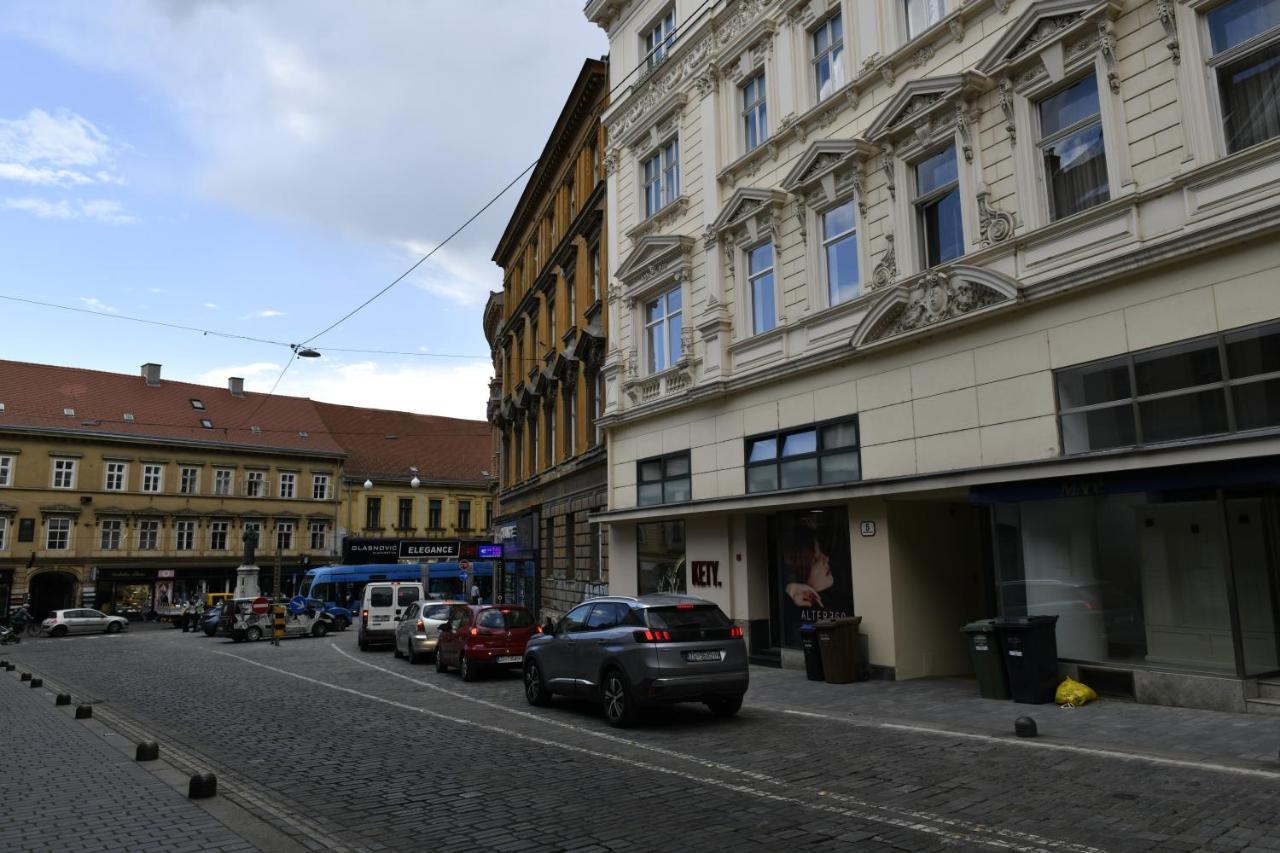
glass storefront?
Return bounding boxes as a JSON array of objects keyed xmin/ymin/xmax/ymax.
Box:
[
  {"xmin": 637, "ymin": 521, "xmax": 686, "ymax": 595},
  {"xmin": 993, "ymin": 487, "xmax": 1280, "ymax": 677}
]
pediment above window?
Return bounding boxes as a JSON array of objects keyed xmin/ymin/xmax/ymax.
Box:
[
  {"xmin": 709, "ymin": 187, "xmax": 787, "ymax": 246},
  {"xmin": 864, "ymin": 72, "xmax": 990, "ymax": 151},
  {"xmin": 851, "ymin": 265, "xmax": 1020, "ymax": 348},
  {"xmin": 977, "ymin": 0, "xmax": 1122, "ymax": 88},
  {"xmin": 615, "ymin": 89, "xmax": 687, "ymax": 152},
  {"xmin": 615, "ymin": 234, "xmax": 695, "ymax": 303},
  {"xmin": 781, "ymin": 138, "xmax": 878, "ymax": 212}
]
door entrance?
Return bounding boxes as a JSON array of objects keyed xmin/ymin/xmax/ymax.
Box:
[{"xmin": 29, "ymin": 571, "xmax": 77, "ymax": 621}]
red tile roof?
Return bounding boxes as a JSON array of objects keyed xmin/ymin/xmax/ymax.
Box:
[
  {"xmin": 312, "ymin": 401, "xmax": 490, "ymax": 484},
  {"xmin": 0, "ymin": 359, "xmax": 345, "ymax": 457}
]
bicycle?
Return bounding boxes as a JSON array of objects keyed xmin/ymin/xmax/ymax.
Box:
[{"xmin": 25, "ymin": 620, "xmax": 41, "ymax": 637}]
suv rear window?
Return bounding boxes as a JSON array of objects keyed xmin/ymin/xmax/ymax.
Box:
[
  {"xmin": 647, "ymin": 605, "xmax": 731, "ymax": 636},
  {"xmin": 368, "ymin": 587, "xmax": 392, "ymax": 607}
]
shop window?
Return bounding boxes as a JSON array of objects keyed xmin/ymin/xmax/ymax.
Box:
[
  {"xmin": 637, "ymin": 452, "xmax": 691, "ymax": 506},
  {"xmin": 914, "ymin": 144, "xmax": 964, "ymax": 268},
  {"xmin": 637, "ymin": 520, "xmax": 686, "ymax": 594},
  {"xmin": 1207, "ymin": 0, "xmax": 1280, "ymax": 153},
  {"xmin": 1056, "ymin": 322, "xmax": 1280, "ymax": 453},
  {"xmin": 745, "ymin": 418, "xmax": 860, "ymax": 493},
  {"xmin": 1037, "ymin": 74, "xmax": 1110, "ymax": 220}
]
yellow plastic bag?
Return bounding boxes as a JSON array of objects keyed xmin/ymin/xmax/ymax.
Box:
[{"xmin": 1055, "ymin": 677, "xmax": 1097, "ymax": 707}]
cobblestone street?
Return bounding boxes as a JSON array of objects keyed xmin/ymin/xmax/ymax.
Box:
[{"xmin": 4, "ymin": 625, "xmax": 1280, "ymax": 852}]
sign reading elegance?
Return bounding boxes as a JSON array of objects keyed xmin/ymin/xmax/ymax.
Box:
[{"xmin": 398, "ymin": 540, "xmax": 461, "ymax": 560}]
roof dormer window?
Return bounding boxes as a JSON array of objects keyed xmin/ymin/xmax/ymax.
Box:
[
  {"xmin": 200, "ymin": 419, "xmax": 214, "ymax": 429},
  {"xmin": 190, "ymin": 399, "xmax": 205, "ymax": 410},
  {"xmin": 123, "ymin": 412, "xmax": 135, "ymax": 422},
  {"xmin": 63, "ymin": 407, "xmax": 75, "ymax": 417},
  {"xmin": 250, "ymin": 426, "xmax": 262, "ymax": 435}
]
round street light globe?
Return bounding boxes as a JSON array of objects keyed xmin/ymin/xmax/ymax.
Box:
[
  {"xmin": 363, "ymin": 479, "xmax": 373, "ymax": 489},
  {"xmin": 410, "ymin": 476, "xmax": 421, "ymax": 488}
]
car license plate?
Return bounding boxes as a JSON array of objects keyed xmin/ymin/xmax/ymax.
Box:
[
  {"xmin": 373, "ymin": 615, "xmax": 388, "ymax": 622},
  {"xmin": 685, "ymin": 650, "xmax": 722, "ymax": 662},
  {"xmin": 496, "ymin": 655, "xmax": 521, "ymax": 664}
]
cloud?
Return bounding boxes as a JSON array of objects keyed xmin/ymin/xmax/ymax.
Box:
[
  {"xmin": 255, "ymin": 309, "xmax": 285, "ymax": 318},
  {"xmin": 0, "ymin": 108, "xmax": 121, "ymax": 186},
  {"xmin": 3, "ymin": 195, "xmax": 137, "ymax": 224},
  {"xmin": 149, "ymin": 287, "xmax": 167, "ymax": 294},
  {"xmin": 202, "ymin": 302, "xmax": 218, "ymax": 309},
  {"xmin": 193, "ymin": 358, "xmax": 492, "ymax": 419},
  {"xmin": 0, "ymin": 2, "xmax": 606, "ymax": 306},
  {"xmin": 79, "ymin": 296, "xmax": 118, "ymax": 313}
]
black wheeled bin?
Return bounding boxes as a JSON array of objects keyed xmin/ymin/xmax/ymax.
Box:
[
  {"xmin": 961, "ymin": 619, "xmax": 1010, "ymax": 700},
  {"xmin": 994, "ymin": 615, "xmax": 1060, "ymax": 704},
  {"xmin": 816, "ymin": 616, "xmax": 863, "ymax": 684},
  {"xmin": 798, "ymin": 623, "xmax": 824, "ymax": 681}
]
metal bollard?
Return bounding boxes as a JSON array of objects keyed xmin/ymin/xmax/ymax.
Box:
[
  {"xmin": 1014, "ymin": 716, "xmax": 1038, "ymax": 738},
  {"xmin": 135, "ymin": 741, "xmax": 160, "ymax": 762},
  {"xmin": 20, "ymin": 672, "xmax": 31, "ymax": 681},
  {"xmin": 29, "ymin": 678, "xmax": 42, "ymax": 688},
  {"xmin": 55, "ymin": 694, "xmax": 71, "ymax": 706},
  {"xmin": 188, "ymin": 772, "xmax": 217, "ymax": 799},
  {"xmin": 74, "ymin": 704, "xmax": 93, "ymax": 719}
]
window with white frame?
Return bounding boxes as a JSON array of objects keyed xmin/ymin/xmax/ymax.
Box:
[
  {"xmin": 46, "ymin": 517, "xmax": 71, "ymax": 550},
  {"xmin": 99, "ymin": 519, "xmax": 122, "ymax": 551},
  {"xmin": 0, "ymin": 455, "xmax": 12, "ymax": 487},
  {"xmin": 312, "ymin": 473, "xmax": 331, "ymax": 500},
  {"xmin": 276, "ymin": 521, "xmax": 294, "ymax": 551},
  {"xmin": 176, "ymin": 520, "xmax": 196, "ymax": 551},
  {"xmin": 0, "ymin": 516, "xmax": 8, "ymax": 551},
  {"xmin": 246, "ymin": 470, "xmax": 265, "ymax": 497},
  {"xmin": 279, "ymin": 472, "xmax": 296, "ymax": 499},
  {"xmin": 742, "ymin": 73, "xmax": 767, "ymax": 152},
  {"xmin": 822, "ymin": 199, "xmax": 860, "ymax": 305},
  {"xmin": 643, "ymin": 140, "xmax": 679, "ymax": 217},
  {"xmin": 179, "ymin": 466, "xmax": 199, "ymax": 495},
  {"xmin": 914, "ymin": 144, "xmax": 964, "ymax": 268},
  {"xmin": 812, "ymin": 13, "xmax": 845, "ymax": 103},
  {"xmin": 51, "ymin": 458, "xmax": 77, "ymax": 489},
  {"xmin": 210, "ymin": 520, "xmax": 230, "ymax": 551},
  {"xmin": 644, "ymin": 7, "xmax": 677, "ymax": 68},
  {"xmin": 214, "ymin": 468, "xmax": 233, "ymax": 496},
  {"xmin": 905, "ymin": 0, "xmax": 946, "ymax": 40},
  {"xmin": 142, "ymin": 464, "xmax": 164, "ymax": 494},
  {"xmin": 309, "ymin": 521, "xmax": 328, "ymax": 551},
  {"xmin": 1207, "ymin": 0, "xmax": 1280, "ymax": 153},
  {"xmin": 138, "ymin": 519, "xmax": 159, "ymax": 550},
  {"xmin": 645, "ymin": 286, "xmax": 683, "ymax": 373},
  {"xmin": 104, "ymin": 461, "xmax": 127, "ymax": 492},
  {"xmin": 1037, "ymin": 74, "xmax": 1110, "ymax": 220},
  {"xmin": 747, "ymin": 242, "xmax": 777, "ymax": 334}
]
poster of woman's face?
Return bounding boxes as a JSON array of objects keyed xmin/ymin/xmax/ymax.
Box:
[
  {"xmin": 776, "ymin": 508, "xmax": 853, "ymax": 647},
  {"xmin": 154, "ymin": 581, "xmax": 172, "ymax": 609}
]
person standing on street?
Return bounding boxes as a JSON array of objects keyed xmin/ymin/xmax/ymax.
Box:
[
  {"xmin": 182, "ymin": 600, "xmax": 194, "ymax": 632},
  {"xmin": 193, "ymin": 598, "xmax": 206, "ymax": 634},
  {"xmin": 10, "ymin": 603, "xmax": 31, "ymax": 639}
]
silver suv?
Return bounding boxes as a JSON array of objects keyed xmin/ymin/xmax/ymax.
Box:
[{"xmin": 522, "ymin": 594, "xmax": 748, "ymax": 727}]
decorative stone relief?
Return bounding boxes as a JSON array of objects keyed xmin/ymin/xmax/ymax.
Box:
[
  {"xmin": 1098, "ymin": 18, "xmax": 1120, "ymax": 94},
  {"xmin": 603, "ymin": 148, "xmax": 619, "ymax": 176},
  {"xmin": 702, "ymin": 224, "xmax": 718, "ymax": 249},
  {"xmin": 880, "ymin": 146, "xmax": 896, "ymax": 200},
  {"xmin": 955, "ymin": 102, "xmax": 974, "ymax": 163},
  {"xmin": 993, "ymin": 0, "xmax": 1010, "ymax": 13},
  {"xmin": 871, "ymin": 233, "xmax": 896, "ymax": 290},
  {"xmin": 848, "ymin": 169, "xmax": 866, "ymax": 217},
  {"xmin": 863, "ymin": 270, "xmax": 1006, "ymax": 342},
  {"xmin": 793, "ymin": 196, "xmax": 808, "ymax": 242},
  {"xmin": 948, "ymin": 18, "xmax": 965, "ymax": 42},
  {"xmin": 1010, "ymin": 15, "xmax": 1078, "ymax": 60},
  {"xmin": 998, "ymin": 77, "xmax": 1016, "ymax": 145},
  {"xmin": 1156, "ymin": 0, "xmax": 1180, "ymax": 64},
  {"xmin": 977, "ymin": 192, "xmax": 1015, "ymax": 248},
  {"xmin": 880, "ymin": 65, "xmax": 896, "ymax": 88},
  {"xmin": 912, "ymin": 45, "xmax": 936, "ymax": 68}
]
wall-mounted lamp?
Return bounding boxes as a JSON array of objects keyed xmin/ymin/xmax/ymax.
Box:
[
  {"xmin": 363, "ymin": 479, "xmax": 373, "ymax": 489},
  {"xmin": 410, "ymin": 466, "xmax": 420, "ymax": 488}
]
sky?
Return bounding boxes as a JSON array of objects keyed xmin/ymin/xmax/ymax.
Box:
[{"xmin": 0, "ymin": 1, "xmax": 607, "ymax": 420}]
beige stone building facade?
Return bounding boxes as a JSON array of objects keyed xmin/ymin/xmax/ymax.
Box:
[
  {"xmin": 0, "ymin": 361, "xmax": 343, "ymax": 619},
  {"xmin": 488, "ymin": 58, "xmax": 612, "ymax": 618},
  {"xmin": 587, "ymin": 0, "xmax": 1280, "ymax": 711}
]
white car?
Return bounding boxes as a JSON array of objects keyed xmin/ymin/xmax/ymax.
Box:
[
  {"xmin": 393, "ymin": 600, "xmax": 466, "ymax": 664},
  {"xmin": 42, "ymin": 608, "xmax": 129, "ymax": 637}
]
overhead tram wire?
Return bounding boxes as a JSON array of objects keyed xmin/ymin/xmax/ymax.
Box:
[{"xmin": 295, "ymin": 0, "xmax": 715, "ymax": 348}]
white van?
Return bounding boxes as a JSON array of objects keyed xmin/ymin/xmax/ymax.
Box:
[{"xmin": 358, "ymin": 581, "xmax": 423, "ymax": 651}]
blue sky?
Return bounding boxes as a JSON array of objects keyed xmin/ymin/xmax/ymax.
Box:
[{"xmin": 0, "ymin": 1, "xmax": 607, "ymax": 418}]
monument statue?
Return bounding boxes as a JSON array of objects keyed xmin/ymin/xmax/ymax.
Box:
[{"xmin": 242, "ymin": 527, "xmax": 258, "ymax": 566}]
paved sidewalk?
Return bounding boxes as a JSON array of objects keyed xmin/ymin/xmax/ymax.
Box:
[
  {"xmin": 0, "ymin": 664, "xmax": 257, "ymax": 853},
  {"xmin": 748, "ymin": 667, "xmax": 1280, "ymax": 769}
]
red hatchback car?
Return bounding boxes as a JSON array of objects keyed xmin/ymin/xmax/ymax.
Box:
[{"xmin": 435, "ymin": 604, "xmax": 538, "ymax": 682}]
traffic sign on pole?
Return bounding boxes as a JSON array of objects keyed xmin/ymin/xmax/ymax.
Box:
[{"xmin": 251, "ymin": 597, "xmax": 269, "ymax": 615}]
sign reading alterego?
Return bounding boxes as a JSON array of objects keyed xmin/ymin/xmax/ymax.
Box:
[{"xmin": 397, "ymin": 540, "xmax": 461, "ymax": 560}]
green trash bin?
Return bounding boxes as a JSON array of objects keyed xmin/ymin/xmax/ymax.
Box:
[
  {"xmin": 961, "ymin": 619, "xmax": 1010, "ymax": 700},
  {"xmin": 816, "ymin": 616, "xmax": 863, "ymax": 684}
]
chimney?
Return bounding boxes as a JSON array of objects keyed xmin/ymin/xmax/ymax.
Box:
[
  {"xmin": 228, "ymin": 377, "xmax": 245, "ymax": 397},
  {"xmin": 141, "ymin": 363, "xmax": 162, "ymax": 387}
]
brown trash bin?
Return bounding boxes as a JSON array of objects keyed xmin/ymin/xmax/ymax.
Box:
[{"xmin": 816, "ymin": 616, "xmax": 863, "ymax": 683}]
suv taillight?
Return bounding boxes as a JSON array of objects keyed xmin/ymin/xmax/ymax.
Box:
[
  {"xmin": 634, "ymin": 629, "xmax": 671, "ymax": 643},
  {"xmin": 730, "ymin": 626, "xmax": 744, "ymax": 639}
]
